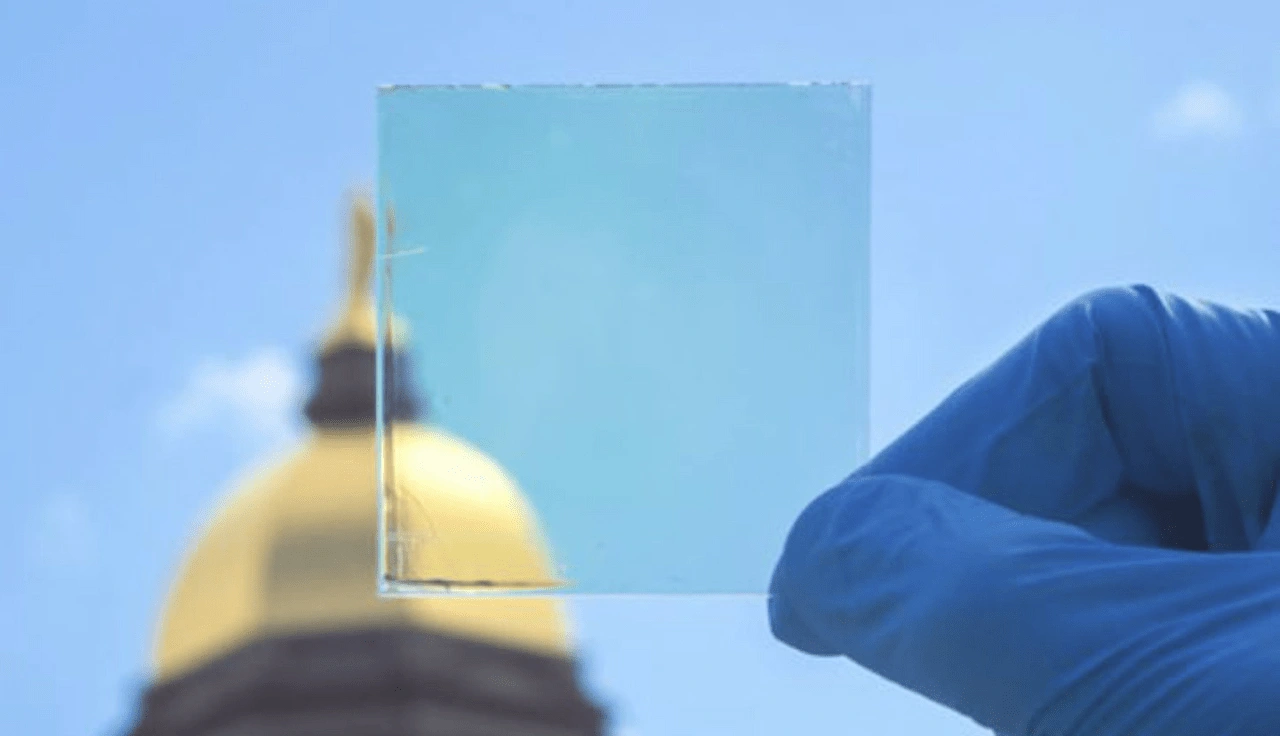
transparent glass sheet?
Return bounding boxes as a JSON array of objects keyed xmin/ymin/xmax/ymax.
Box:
[{"xmin": 376, "ymin": 83, "xmax": 870, "ymax": 595}]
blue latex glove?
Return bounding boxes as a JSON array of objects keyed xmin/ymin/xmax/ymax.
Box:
[{"xmin": 769, "ymin": 285, "xmax": 1280, "ymax": 736}]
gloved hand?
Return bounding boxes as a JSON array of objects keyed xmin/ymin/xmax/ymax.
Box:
[{"xmin": 768, "ymin": 285, "xmax": 1280, "ymax": 736}]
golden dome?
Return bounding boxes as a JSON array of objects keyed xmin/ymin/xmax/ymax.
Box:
[{"xmin": 150, "ymin": 193, "xmax": 572, "ymax": 684}]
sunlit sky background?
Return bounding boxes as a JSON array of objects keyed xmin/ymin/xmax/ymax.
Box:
[{"xmin": 2, "ymin": 2, "xmax": 1279, "ymax": 735}]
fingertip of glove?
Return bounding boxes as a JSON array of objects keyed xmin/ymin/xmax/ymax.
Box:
[{"xmin": 767, "ymin": 581, "xmax": 841, "ymax": 656}]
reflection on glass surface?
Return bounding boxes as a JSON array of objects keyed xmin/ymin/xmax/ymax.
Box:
[{"xmin": 377, "ymin": 83, "xmax": 871, "ymax": 595}]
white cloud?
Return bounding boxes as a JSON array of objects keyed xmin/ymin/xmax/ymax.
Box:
[
  {"xmin": 157, "ymin": 347, "xmax": 305, "ymax": 446},
  {"xmin": 24, "ymin": 491, "xmax": 96, "ymax": 570},
  {"xmin": 1151, "ymin": 81, "xmax": 1245, "ymax": 141}
]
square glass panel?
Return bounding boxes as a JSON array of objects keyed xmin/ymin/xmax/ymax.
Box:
[{"xmin": 376, "ymin": 83, "xmax": 870, "ymax": 595}]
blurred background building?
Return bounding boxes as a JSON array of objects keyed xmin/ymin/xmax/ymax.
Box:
[{"xmin": 125, "ymin": 195, "xmax": 607, "ymax": 736}]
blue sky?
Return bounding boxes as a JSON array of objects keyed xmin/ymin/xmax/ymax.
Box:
[{"xmin": 1, "ymin": 1, "xmax": 1278, "ymax": 735}]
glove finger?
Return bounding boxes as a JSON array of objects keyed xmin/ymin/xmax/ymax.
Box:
[
  {"xmin": 770, "ymin": 473, "xmax": 1280, "ymax": 736},
  {"xmin": 858, "ymin": 285, "xmax": 1280, "ymax": 550}
]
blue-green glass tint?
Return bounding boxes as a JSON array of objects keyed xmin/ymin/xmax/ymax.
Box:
[{"xmin": 377, "ymin": 83, "xmax": 870, "ymax": 595}]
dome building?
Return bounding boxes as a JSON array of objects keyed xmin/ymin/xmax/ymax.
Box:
[{"xmin": 127, "ymin": 195, "xmax": 607, "ymax": 736}]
